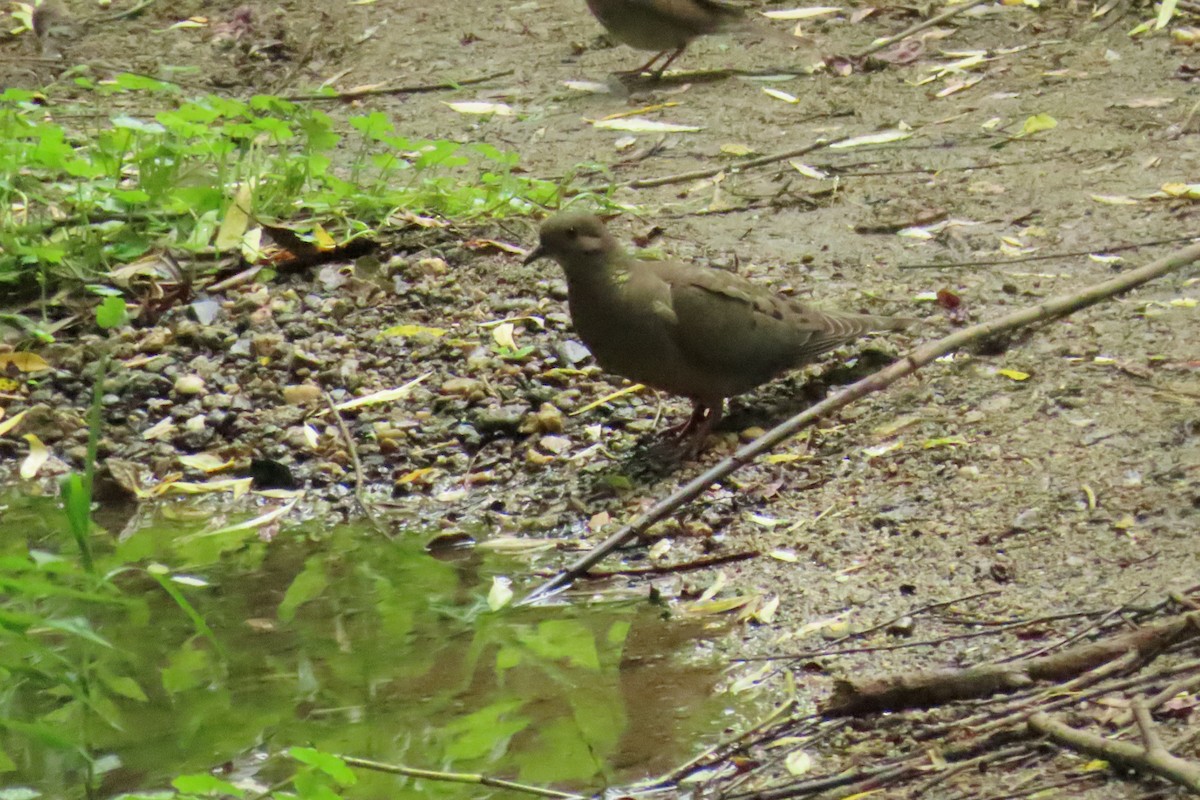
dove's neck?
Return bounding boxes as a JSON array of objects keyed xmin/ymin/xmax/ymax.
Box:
[{"xmin": 561, "ymin": 248, "xmax": 633, "ymax": 299}]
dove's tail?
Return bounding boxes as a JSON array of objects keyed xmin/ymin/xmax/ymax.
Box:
[{"xmin": 864, "ymin": 314, "xmax": 918, "ymax": 332}]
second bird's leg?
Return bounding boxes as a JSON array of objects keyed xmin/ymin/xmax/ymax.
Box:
[
  {"xmin": 663, "ymin": 400, "xmax": 724, "ymax": 446},
  {"xmin": 650, "ymin": 45, "xmax": 688, "ymax": 76},
  {"xmin": 624, "ymin": 46, "xmax": 685, "ymax": 77}
]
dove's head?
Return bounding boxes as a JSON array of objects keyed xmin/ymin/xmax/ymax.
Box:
[{"xmin": 523, "ymin": 212, "xmax": 621, "ymax": 278}]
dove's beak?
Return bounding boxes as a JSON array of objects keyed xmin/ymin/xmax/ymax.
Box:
[{"xmin": 522, "ymin": 244, "xmax": 546, "ymax": 265}]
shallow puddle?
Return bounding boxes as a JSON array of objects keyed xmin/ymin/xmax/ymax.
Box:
[{"xmin": 0, "ymin": 493, "xmax": 743, "ymax": 798}]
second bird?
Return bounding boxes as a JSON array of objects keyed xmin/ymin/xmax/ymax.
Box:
[
  {"xmin": 524, "ymin": 212, "xmax": 913, "ymax": 451},
  {"xmin": 582, "ymin": 0, "xmax": 750, "ymax": 75}
]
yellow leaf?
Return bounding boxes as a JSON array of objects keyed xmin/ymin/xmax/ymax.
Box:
[
  {"xmin": 571, "ymin": 383, "xmax": 645, "ymax": 416},
  {"xmin": 720, "ymin": 143, "xmax": 755, "ymax": 156},
  {"xmin": 762, "ymin": 7, "xmax": 840, "ymax": 19},
  {"xmin": 162, "ymin": 477, "xmax": 254, "ymax": 496},
  {"xmin": 312, "ymin": 223, "xmax": 336, "ymax": 250},
  {"xmin": 762, "ymin": 87, "xmax": 799, "ymax": 104},
  {"xmin": 487, "ymin": 576, "xmax": 513, "ymax": 611},
  {"xmin": 922, "ymin": 436, "xmax": 968, "ymax": 449},
  {"xmin": 1021, "ymin": 113, "xmax": 1057, "ymax": 136},
  {"xmin": 333, "ymin": 372, "xmax": 430, "ymax": 411},
  {"xmin": 20, "ymin": 433, "xmax": 48, "ymax": 479},
  {"xmin": 189, "ymin": 496, "xmax": 299, "ymax": 538},
  {"xmin": 444, "ymin": 101, "xmax": 514, "ymax": 116},
  {"xmin": 0, "ymin": 352, "xmax": 51, "ymax": 372},
  {"xmin": 380, "ymin": 324, "xmax": 447, "ymax": 339},
  {"xmin": 491, "ymin": 322, "xmax": 518, "ymax": 350},
  {"xmin": 1161, "ymin": 182, "xmax": 1200, "ymax": 199},
  {"xmin": 830, "ymin": 130, "xmax": 912, "ymax": 149},
  {"xmin": 0, "ymin": 408, "xmax": 28, "ymax": 436},
  {"xmin": 177, "ymin": 453, "xmax": 234, "ymax": 473},
  {"xmin": 754, "ymin": 595, "xmax": 780, "ymax": 624},
  {"xmin": 681, "ymin": 595, "xmax": 754, "ymax": 615},
  {"xmin": 396, "ymin": 467, "xmax": 439, "ymax": 485},
  {"xmin": 215, "ymin": 182, "xmax": 253, "ymax": 250},
  {"xmin": 997, "ymin": 368, "xmax": 1030, "ymax": 381},
  {"xmin": 591, "ymin": 117, "xmax": 702, "ymax": 133}
]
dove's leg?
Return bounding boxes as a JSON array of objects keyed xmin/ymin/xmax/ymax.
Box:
[
  {"xmin": 661, "ymin": 400, "xmax": 723, "ymax": 454},
  {"xmin": 649, "ymin": 45, "xmax": 688, "ymax": 76},
  {"xmin": 623, "ymin": 46, "xmax": 686, "ymax": 77}
]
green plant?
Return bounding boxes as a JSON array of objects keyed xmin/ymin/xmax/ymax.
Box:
[{"xmin": 0, "ymin": 77, "xmax": 562, "ymax": 298}]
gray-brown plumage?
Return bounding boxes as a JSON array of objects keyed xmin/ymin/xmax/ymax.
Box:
[
  {"xmin": 583, "ymin": 0, "xmax": 750, "ymax": 75},
  {"xmin": 524, "ymin": 212, "xmax": 912, "ymax": 447}
]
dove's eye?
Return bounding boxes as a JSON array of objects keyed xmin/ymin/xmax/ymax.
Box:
[{"xmin": 565, "ymin": 227, "xmax": 578, "ymax": 239}]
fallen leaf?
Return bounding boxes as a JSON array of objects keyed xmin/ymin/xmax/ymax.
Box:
[
  {"xmin": 591, "ymin": 117, "xmax": 701, "ymax": 133},
  {"xmin": 20, "ymin": 434, "xmax": 48, "ymax": 479},
  {"xmin": 443, "ymin": 101, "xmax": 514, "ymax": 116},
  {"xmin": 487, "ymin": 576, "xmax": 513, "ymax": 610}
]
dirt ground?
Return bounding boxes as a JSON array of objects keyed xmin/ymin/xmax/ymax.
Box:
[{"xmin": 4, "ymin": 0, "xmax": 1200, "ymax": 797}]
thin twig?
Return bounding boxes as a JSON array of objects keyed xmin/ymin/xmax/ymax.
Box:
[
  {"xmin": 581, "ymin": 135, "xmax": 853, "ymax": 193},
  {"xmin": 968, "ymin": 656, "xmax": 1200, "ymax": 739},
  {"xmin": 807, "ymin": 590, "xmax": 1003, "ymax": 652},
  {"xmin": 1030, "ymin": 706, "xmax": 1200, "ymax": 792},
  {"xmin": 1005, "ymin": 591, "xmax": 1146, "ymax": 662},
  {"xmin": 641, "ymin": 700, "xmax": 804, "ymax": 787},
  {"xmin": 335, "ymin": 755, "xmax": 585, "ymax": 800},
  {"xmin": 853, "ymin": 0, "xmax": 993, "ymax": 59},
  {"xmin": 911, "ymin": 744, "xmax": 1037, "ymax": 798},
  {"xmin": 898, "ymin": 234, "xmax": 1199, "ymax": 269},
  {"xmin": 580, "ymin": 549, "xmax": 759, "ymax": 578},
  {"xmin": 280, "ymin": 69, "xmax": 515, "ymax": 101},
  {"xmin": 736, "ymin": 611, "xmax": 1097, "ymax": 662},
  {"xmin": 518, "ymin": 240, "xmax": 1200, "ymax": 605},
  {"xmin": 98, "ymin": 0, "xmax": 158, "ymax": 21},
  {"xmin": 322, "ymin": 392, "xmax": 388, "ymax": 537}
]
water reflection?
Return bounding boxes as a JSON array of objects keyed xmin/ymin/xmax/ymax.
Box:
[{"xmin": 0, "ymin": 494, "xmax": 741, "ymax": 799}]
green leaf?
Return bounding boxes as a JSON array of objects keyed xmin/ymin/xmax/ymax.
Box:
[
  {"xmin": 173, "ymin": 773, "xmax": 245, "ymax": 796},
  {"xmin": 277, "ymin": 556, "xmax": 329, "ymax": 623},
  {"xmin": 289, "ymin": 748, "xmax": 356, "ymax": 786},
  {"xmin": 95, "ymin": 295, "xmax": 128, "ymax": 329},
  {"xmin": 1021, "ymin": 113, "xmax": 1057, "ymax": 136},
  {"xmin": 60, "ymin": 472, "xmax": 92, "ymax": 541}
]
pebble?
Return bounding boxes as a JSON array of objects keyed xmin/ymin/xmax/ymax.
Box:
[{"xmin": 174, "ymin": 374, "xmax": 206, "ymax": 396}]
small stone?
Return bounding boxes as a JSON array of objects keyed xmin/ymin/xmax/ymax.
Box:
[
  {"xmin": 472, "ymin": 405, "xmax": 526, "ymax": 434},
  {"xmin": 282, "ymin": 384, "xmax": 323, "ymax": 405},
  {"xmin": 521, "ymin": 402, "xmax": 565, "ymax": 434},
  {"xmin": 415, "ymin": 257, "xmax": 449, "ymax": 276},
  {"xmin": 1010, "ymin": 507, "xmax": 1040, "ymax": 531},
  {"xmin": 644, "ymin": 518, "xmax": 683, "ymax": 540},
  {"xmin": 557, "ymin": 340, "xmax": 592, "ymax": 366},
  {"xmin": 538, "ymin": 434, "xmax": 571, "ymax": 454},
  {"xmin": 174, "ymin": 375, "xmax": 206, "ymax": 396},
  {"xmin": 441, "ymin": 377, "xmax": 484, "ymax": 397},
  {"xmin": 252, "ymin": 334, "xmax": 285, "ymax": 358}
]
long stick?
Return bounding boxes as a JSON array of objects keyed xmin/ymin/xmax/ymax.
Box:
[{"xmin": 518, "ymin": 240, "xmax": 1200, "ymax": 605}]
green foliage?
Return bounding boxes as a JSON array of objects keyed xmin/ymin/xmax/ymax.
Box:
[{"xmin": 0, "ymin": 79, "xmax": 561, "ymax": 294}]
